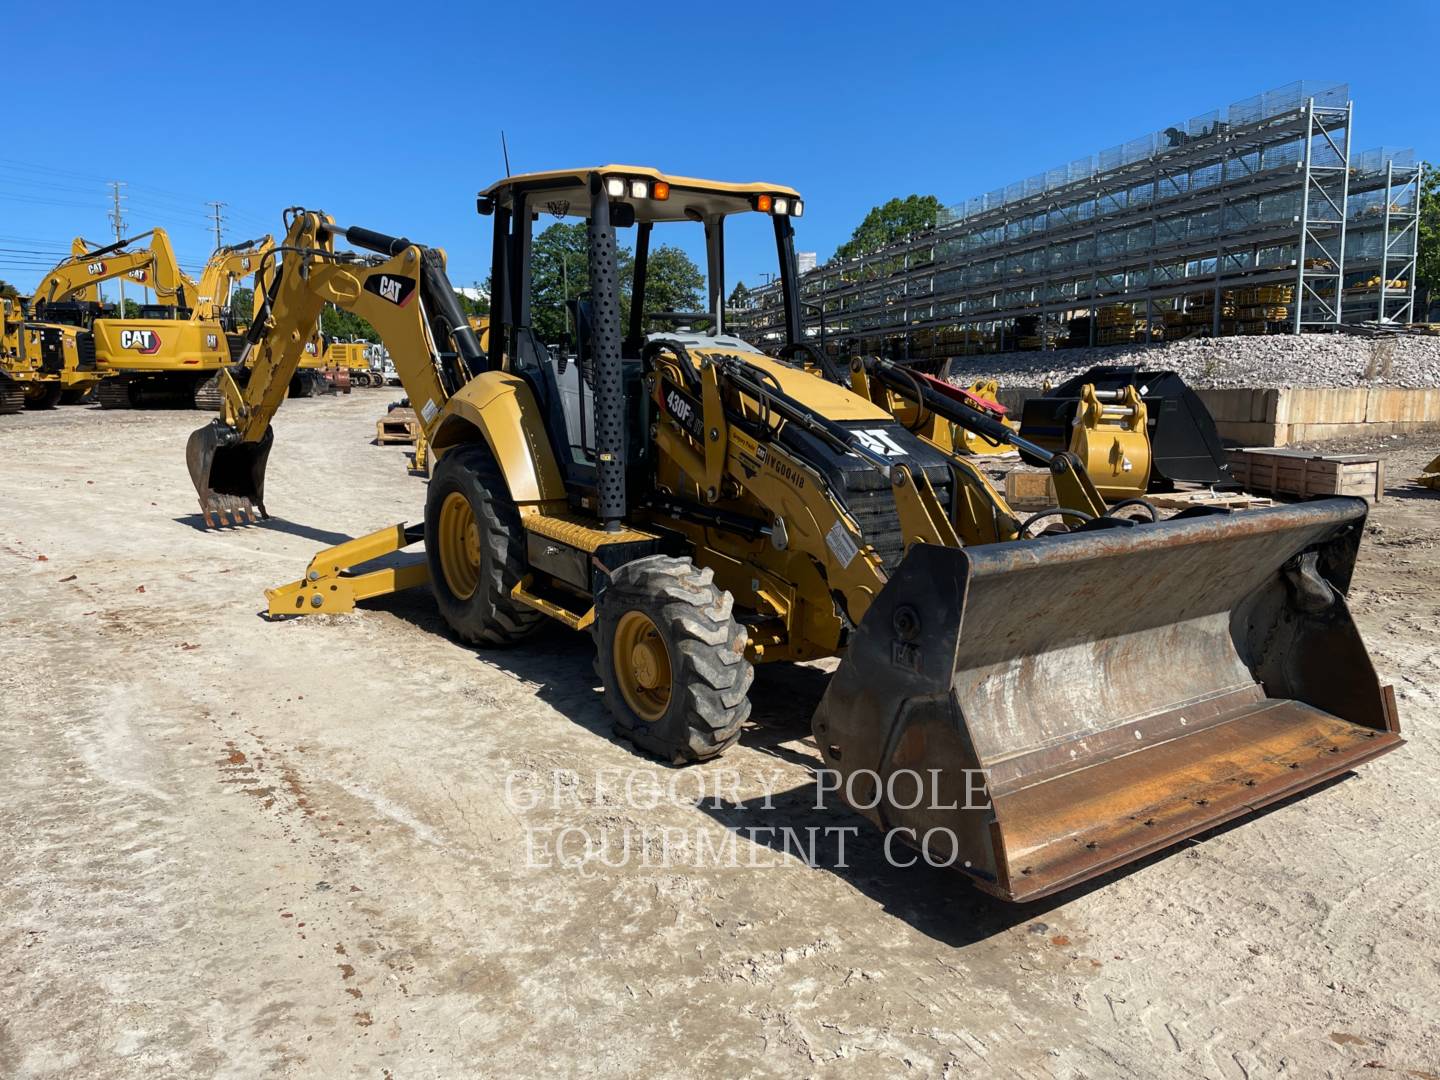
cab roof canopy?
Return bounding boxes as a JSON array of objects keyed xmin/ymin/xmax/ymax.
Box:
[{"xmin": 478, "ymin": 165, "xmax": 801, "ymax": 225}]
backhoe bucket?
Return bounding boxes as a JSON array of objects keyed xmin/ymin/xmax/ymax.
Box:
[
  {"xmin": 812, "ymin": 499, "xmax": 1400, "ymax": 902},
  {"xmin": 186, "ymin": 419, "xmax": 274, "ymax": 527}
]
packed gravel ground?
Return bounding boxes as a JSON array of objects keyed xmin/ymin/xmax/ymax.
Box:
[
  {"xmin": 2, "ymin": 392, "xmax": 1438, "ymax": 1079},
  {"xmin": 950, "ymin": 330, "xmax": 1440, "ymax": 389}
]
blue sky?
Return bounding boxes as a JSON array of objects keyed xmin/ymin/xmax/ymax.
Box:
[{"xmin": 4, "ymin": 1, "xmax": 1435, "ymax": 301}]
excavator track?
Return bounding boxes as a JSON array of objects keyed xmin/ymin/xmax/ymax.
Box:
[
  {"xmin": 193, "ymin": 375, "xmax": 224, "ymax": 411},
  {"xmin": 96, "ymin": 378, "xmax": 136, "ymax": 410},
  {"xmin": 0, "ymin": 379, "xmax": 24, "ymax": 415}
]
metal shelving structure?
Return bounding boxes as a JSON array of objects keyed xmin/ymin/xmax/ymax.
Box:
[
  {"xmin": 738, "ymin": 81, "xmax": 1423, "ymax": 360},
  {"xmin": 1342, "ymin": 149, "xmax": 1424, "ymax": 325}
]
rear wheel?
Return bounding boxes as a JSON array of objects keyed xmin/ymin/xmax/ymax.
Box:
[
  {"xmin": 593, "ymin": 556, "xmax": 752, "ymax": 763},
  {"xmin": 424, "ymin": 442, "xmax": 544, "ymax": 646},
  {"xmin": 24, "ymin": 382, "xmax": 62, "ymax": 410}
]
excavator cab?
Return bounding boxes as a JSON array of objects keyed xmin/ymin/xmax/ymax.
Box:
[{"xmin": 186, "ymin": 171, "xmax": 1399, "ymax": 902}]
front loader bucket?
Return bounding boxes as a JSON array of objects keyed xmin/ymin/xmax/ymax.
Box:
[
  {"xmin": 186, "ymin": 419, "xmax": 274, "ymax": 527},
  {"xmin": 812, "ymin": 499, "xmax": 1400, "ymax": 902}
]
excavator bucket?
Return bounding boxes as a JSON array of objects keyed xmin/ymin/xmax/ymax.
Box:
[
  {"xmin": 185, "ymin": 419, "xmax": 274, "ymax": 527},
  {"xmin": 1417, "ymin": 454, "xmax": 1440, "ymax": 490},
  {"xmin": 812, "ymin": 499, "xmax": 1400, "ymax": 902}
]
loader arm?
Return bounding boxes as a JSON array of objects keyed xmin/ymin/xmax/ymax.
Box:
[{"xmin": 188, "ymin": 209, "xmax": 484, "ymax": 524}]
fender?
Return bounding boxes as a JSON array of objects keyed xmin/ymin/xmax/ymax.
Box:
[{"xmin": 430, "ymin": 370, "xmax": 566, "ymax": 505}]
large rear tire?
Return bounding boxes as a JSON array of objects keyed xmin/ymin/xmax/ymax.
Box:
[
  {"xmin": 424, "ymin": 442, "xmax": 545, "ymax": 647},
  {"xmin": 593, "ymin": 556, "xmax": 752, "ymax": 764}
]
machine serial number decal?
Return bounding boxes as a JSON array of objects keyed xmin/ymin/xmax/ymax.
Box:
[{"xmin": 764, "ymin": 450, "xmax": 806, "ymax": 490}]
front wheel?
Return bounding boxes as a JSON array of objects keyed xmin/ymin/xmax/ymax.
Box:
[
  {"xmin": 593, "ymin": 556, "xmax": 752, "ymax": 763},
  {"xmin": 424, "ymin": 442, "xmax": 544, "ymax": 647}
]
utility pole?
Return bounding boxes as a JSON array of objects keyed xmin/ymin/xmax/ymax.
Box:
[
  {"xmin": 207, "ymin": 201, "xmax": 226, "ymax": 249},
  {"xmin": 109, "ymin": 181, "xmax": 128, "ymax": 312}
]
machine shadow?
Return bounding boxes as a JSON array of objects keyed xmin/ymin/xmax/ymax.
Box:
[
  {"xmin": 694, "ymin": 772, "xmax": 1357, "ymax": 948},
  {"xmin": 173, "ymin": 514, "xmax": 355, "ymax": 547}
]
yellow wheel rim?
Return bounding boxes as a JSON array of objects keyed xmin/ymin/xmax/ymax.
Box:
[
  {"xmin": 613, "ymin": 611, "xmax": 672, "ymax": 723},
  {"xmin": 437, "ymin": 491, "xmax": 481, "ymax": 600}
]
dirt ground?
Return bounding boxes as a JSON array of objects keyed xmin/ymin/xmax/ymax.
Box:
[{"xmin": 2, "ymin": 391, "xmax": 1437, "ymax": 1079}]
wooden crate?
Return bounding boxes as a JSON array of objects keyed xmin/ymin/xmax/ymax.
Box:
[
  {"xmin": 1004, "ymin": 470, "xmax": 1056, "ymax": 507},
  {"xmin": 376, "ymin": 407, "xmax": 419, "ymax": 444},
  {"xmin": 1226, "ymin": 448, "xmax": 1384, "ymax": 504}
]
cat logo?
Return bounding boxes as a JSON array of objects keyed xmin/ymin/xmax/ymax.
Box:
[
  {"xmin": 87, "ymin": 261, "xmax": 106, "ymax": 275},
  {"xmin": 305, "ymin": 341, "xmax": 318, "ymax": 355},
  {"xmin": 240, "ymin": 258, "xmax": 251, "ymax": 271},
  {"xmin": 128, "ymin": 269, "xmax": 149, "ymax": 283},
  {"xmin": 363, "ymin": 273, "xmax": 416, "ymax": 307},
  {"xmin": 119, "ymin": 329, "xmax": 161, "ymax": 354},
  {"xmin": 205, "ymin": 334, "xmax": 219, "ymax": 350}
]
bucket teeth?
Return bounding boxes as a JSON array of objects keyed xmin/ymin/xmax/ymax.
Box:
[{"xmin": 199, "ymin": 494, "xmax": 261, "ymax": 529}]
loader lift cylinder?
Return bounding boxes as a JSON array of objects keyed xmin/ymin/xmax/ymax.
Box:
[{"xmin": 587, "ymin": 174, "xmax": 627, "ymax": 530}]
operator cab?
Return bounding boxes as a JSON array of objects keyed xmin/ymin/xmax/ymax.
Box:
[{"xmin": 478, "ymin": 166, "xmax": 809, "ymax": 493}]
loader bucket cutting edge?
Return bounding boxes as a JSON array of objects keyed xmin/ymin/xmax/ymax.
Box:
[
  {"xmin": 186, "ymin": 420, "xmax": 273, "ymax": 527},
  {"xmin": 812, "ymin": 498, "xmax": 1401, "ymax": 903}
]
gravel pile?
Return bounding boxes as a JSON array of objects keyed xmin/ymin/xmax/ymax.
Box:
[{"xmin": 948, "ymin": 333, "xmax": 1440, "ymax": 390}]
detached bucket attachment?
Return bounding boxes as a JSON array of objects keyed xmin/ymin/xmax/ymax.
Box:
[
  {"xmin": 186, "ymin": 420, "xmax": 274, "ymax": 527},
  {"xmin": 813, "ymin": 499, "xmax": 1400, "ymax": 902}
]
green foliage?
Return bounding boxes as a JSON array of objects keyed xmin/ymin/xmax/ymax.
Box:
[
  {"xmin": 834, "ymin": 194, "xmax": 942, "ymax": 261},
  {"xmin": 230, "ymin": 286, "xmax": 253, "ymax": 325},
  {"xmin": 642, "ymin": 245, "xmax": 705, "ymax": 318},
  {"xmin": 530, "ymin": 222, "xmax": 603, "ymax": 343},
  {"xmin": 456, "ymin": 280, "xmax": 490, "ymax": 318},
  {"xmin": 1418, "ymin": 164, "xmax": 1439, "ymax": 315},
  {"xmin": 727, "ymin": 281, "xmax": 752, "ymax": 309},
  {"xmin": 527, "ymin": 222, "xmax": 707, "ymax": 344},
  {"xmin": 321, "ymin": 304, "xmax": 379, "ymax": 342},
  {"xmin": 120, "ymin": 299, "xmax": 142, "ymax": 318},
  {"xmin": 0, "ymin": 279, "xmax": 18, "ymax": 300}
]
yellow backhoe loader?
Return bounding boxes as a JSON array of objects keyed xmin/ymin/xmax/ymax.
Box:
[
  {"xmin": 187, "ymin": 172, "xmax": 1399, "ymax": 902},
  {"xmin": 93, "ymin": 234, "xmax": 272, "ymax": 409}
]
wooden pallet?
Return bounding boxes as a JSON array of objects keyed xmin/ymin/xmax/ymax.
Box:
[
  {"xmin": 1146, "ymin": 489, "xmax": 1275, "ymax": 511},
  {"xmin": 1226, "ymin": 448, "xmax": 1384, "ymax": 504},
  {"xmin": 375, "ymin": 407, "xmax": 419, "ymax": 444}
]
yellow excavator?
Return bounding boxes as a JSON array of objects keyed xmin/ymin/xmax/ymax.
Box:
[
  {"xmin": 187, "ymin": 171, "xmax": 1399, "ymax": 903},
  {"xmin": 93, "ymin": 234, "xmax": 272, "ymax": 409},
  {"xmin": 4, "ymin": 230, "xmax": 187, "ymax": 408}
]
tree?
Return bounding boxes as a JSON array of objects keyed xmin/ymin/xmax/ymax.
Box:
[
  {"xmin": 728, "ymin": 281, "xmax": 752, "ymax": 310},
  {"xmin": 1418, "ymin": 164, "xmax": 1439, "ymax": 319},
  {"xmin": 834, "ymin": 194, "xmax": 942, "ymax": 261},
  {"xmin": 526, "ymin": 222, "xmax": 705, "ymax": 343},
  {"xmin": 530, "ymin": 221, "xmax": 597, "ymax": 343},
  {"xmin": 455, "ymin": 280, "xmax": 490, "ymax": 318},
  {"xmin": 641, "ymin": 245, "xmax": 705, "ymax": 317},
  {"xmin": 321, "ymin": 304, "xmax": 378, "ymax": 342},
  {"xmin": 0, "ymin": 279, "xmax": 17, "ymax": 300},
  {"xmin": 230, "ymin": 286, "xmax": 253, "ymax": 325}
]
